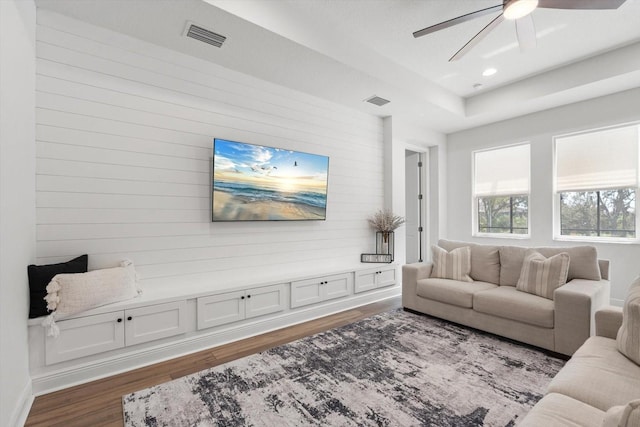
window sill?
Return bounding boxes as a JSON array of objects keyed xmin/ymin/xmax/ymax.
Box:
[
  {"xmin": 553, "ymin": 235, "xmax": 640, "ymax": 245},
  {"xmin": 473, "ymin": 232, "xmax": 530, "ymax": 240}
]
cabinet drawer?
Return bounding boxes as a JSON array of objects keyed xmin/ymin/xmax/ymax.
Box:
[
  {"xmin": 246, "ymin": 284, "xmax": 286, "ymax": 319},
  {"xmin": 125, "ymin": 301, "xmax": 187, "ymax": 346},
  {"xmin": 197, "ymin": 290, "xmax": 245, "ymax": 330},
  {"xmin": 291, "ymin": 278, "xmax": 323, "ymax": 308},
  {"xmin": 354, "ymin": 267, "xmax": 396, "ymax": 293},
  {"xmin": 377, "ymin": 268, "xmax": 396, "ymax": 288},
  {"xmin": 354, "ymin": 270, "xmax": 377, "ymax": 293},
  {"xmin": 324, "ymin": 273, "xmax": 351, "ymax": 301},
  {"xmin": 46, "ymin": 312, "xmax": 124, "ymax": 365}
]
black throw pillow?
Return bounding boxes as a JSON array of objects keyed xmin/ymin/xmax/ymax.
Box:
[{"xmin": 27, "ymin": 254, "xmax": 88, "ymax": 318}]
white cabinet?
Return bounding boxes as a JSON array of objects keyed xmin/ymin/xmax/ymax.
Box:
[
  {"xmin": 197, "ymin": 283, "xmax": 286, "ymax": 330},
  {"xmin": 125, "ymin": 301, "xmax": 187, "ymax": 346},
  {"xmin": 45, "ymin": 301, "xmax": 186, "ymax": 365},
  {"xmin": 291, "ymin": 273, "xmax": 352, "ymax": 308},
  {"xmin": 354, "ymin": 266, "xmax": 396, "ymax": 293}
]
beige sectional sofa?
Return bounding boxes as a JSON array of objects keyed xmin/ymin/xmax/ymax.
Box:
[
  {"xmin": 402, "ymin": 239, "xmax": 611, "ymax": 356},
  {"xmin": 520, "ymin": 302, "xmax": 640, "ymax": 425}
]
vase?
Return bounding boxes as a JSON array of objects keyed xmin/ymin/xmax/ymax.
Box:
[{"xmin": 376, "ymin": 231, "xmax": 394, "ymax": 261}]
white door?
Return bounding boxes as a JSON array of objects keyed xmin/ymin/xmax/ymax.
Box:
[
  {"xmin": 197, "ymin": 290, "xmax": 246, "ymax": 329},
  {"xmin": 245, "ymin": 283, "xmax": 286, "ymax": 319},
  {"xmin": 45, "ymin": 311, "xmax": 125, "ymax": 365},
  {"xmin": 125, "ymin": 301, "xmax": 187, "ymax": 346}
]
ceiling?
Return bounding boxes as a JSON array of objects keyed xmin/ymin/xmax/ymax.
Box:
[{"xmin": 35, "ymin": 0, "xmax": 640, "ymax": 134}]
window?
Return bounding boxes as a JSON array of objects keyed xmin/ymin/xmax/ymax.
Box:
[
  {"xmin": 555, "ymin": 123, "xmax": 639, "ymax": 240},
  {"xmin": 474, "ymin": 144, "xmax": 530, "ymax": 236}
]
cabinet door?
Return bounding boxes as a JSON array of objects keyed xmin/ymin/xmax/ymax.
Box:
[
  {"xmin": 291, "ymin": 278, "xmax": 323, "ymax": 308},
  {"xmin": 354, "ymin": 270, "xmax": 377, "ymax": 294},
  {"xmin": 245, "ymin": 283, "xmax": 286, "ymax": 319},
  {"xmin": 323, "ymin": 273, "xmax": 351, "ymax": 301},
  {"xmin": 197, "ymin": 290, "xmax": 246, "ymax": 330},
  {"xmin": 377, "ymin": 268, "xmax": 396, "ymax": 288},
  {"xmin": 125, "ymin": 301, "xmax": 187, "ymax": 346},
  {"xmin": 45, "ymin": 311, "xmax": 124, "ymax": 365}
]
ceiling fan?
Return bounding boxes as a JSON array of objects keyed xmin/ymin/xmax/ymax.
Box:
[{"xmin": 413, "ymin": 0, "xmax": 627, "ymax": 62}]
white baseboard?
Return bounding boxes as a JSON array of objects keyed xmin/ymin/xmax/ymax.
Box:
[
  {"xmin": 31, "ymin": 286, "xmax": 401, "ymax": 395},
  {"xmin": 610, "ymin": 298, "xmax": 624, "ymax": 307},
  {"xmin": 9, "ymin": 380, "xmax": 33, "ymax": 427}
]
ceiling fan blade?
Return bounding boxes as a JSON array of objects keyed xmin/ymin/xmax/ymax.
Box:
[
  {"xmin": 538, "ymin": 0, "xmax": 626, "ymax": 9},
  {"xmin": 450, "ymin": 13, "xmax": 505, "ymax": 61},
  {"xmin": 516, "ymin": 15, "xmax": 536, "ymax": 51},
  {"xmin": 413, "ymin": 4, "xmax": 502, "ymax": 38}
]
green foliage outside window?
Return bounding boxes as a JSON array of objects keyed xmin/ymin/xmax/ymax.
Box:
[
  {"xmin": 560, "ymin": 189, "xmax": 636, "ymax": 238},
  {"xmin": 478, "ymin": 195, "xmax": 528, "ymax": 234}
]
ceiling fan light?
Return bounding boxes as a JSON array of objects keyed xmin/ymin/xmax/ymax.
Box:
[{"xmin": 503, "ymin": 0, "xmax": 538, "ymax": 20}]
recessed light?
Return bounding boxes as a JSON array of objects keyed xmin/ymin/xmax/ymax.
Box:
[
  {"xmin": 504, "ymin": 0, "xmax": 538, "ymax": 20},
  {"xmin": 482, "ymin": 68, "xmax": 497, "ymax": 77}
]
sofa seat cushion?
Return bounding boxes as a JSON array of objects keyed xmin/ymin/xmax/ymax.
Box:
[
  {"xmin": 547, "ymin": 336, "xmax": 640, "ymax": 411},
  {"xmin": 416, "ymin": 278, "xmax": 497, "ymax": 308},
  {"xmin": 473, "ymin": 286, "xmax": 555, "ymax": 328},
  {"xmin": 518, "ymin": 393, "xmax": 604, "ymax": 427}
]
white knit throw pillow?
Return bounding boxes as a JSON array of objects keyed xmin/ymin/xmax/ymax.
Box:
[
  {"xmin": 431, "ymin": 245, "xmax": 472, "ymax": 282},
  {"xmin": 617, "ymin": 276, "xmax": 640, "ymax": 366},
  {"xmin": 42, "ymin": 260, "xmax": 141, "ymax": 337}
]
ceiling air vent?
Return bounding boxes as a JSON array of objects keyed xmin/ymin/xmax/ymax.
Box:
[
  {"xmin": 364, "ymin": 95, "xmax": 390, "ymax": 107},
  {"xmin": 184, "ymin": 22, "xmax": 226, "ymax": 48}
]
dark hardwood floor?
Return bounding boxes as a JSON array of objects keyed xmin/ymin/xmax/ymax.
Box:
[{"xmin": 25, "ymin": 297, "xmax": 402, "ymax": 427}]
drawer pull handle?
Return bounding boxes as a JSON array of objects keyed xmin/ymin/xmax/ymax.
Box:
[
  {"xmin": 247, "ymin": 295, "xmax": 251, "ymax": 298},
  {"xmin": 117, "ymin": 318, "xmax": 122, "ymax": 323},
  {"xmin": 127, "ymin": 316, "xmax": 132, "ymax": 321},
  {"xmin": 241, "ymin": 296, "xmax": 245, "ymax": 299}
]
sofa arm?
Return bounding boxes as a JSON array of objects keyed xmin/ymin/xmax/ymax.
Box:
[
  {"xmin": 402, "ymin": 263, "xmax": 433, "ymax": 310},
  {"xmin": 554, "ymin": 279, "xmax": 611, "ymax": 355},
  {"xmin": 595, "ymin": 306, "xmax": 623, "ymax": 339}
]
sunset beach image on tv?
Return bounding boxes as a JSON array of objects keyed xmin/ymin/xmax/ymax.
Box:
[{"xmin": 212, "ymin": 139, "xmax": 329, "ymax": 221}]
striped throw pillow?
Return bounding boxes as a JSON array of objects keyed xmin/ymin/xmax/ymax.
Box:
[
  {"xmin": 602, "ymin": 400, "xmax": 640, "ymax": 427},
  {"xmin": 431, "ymin": 245, "xmax": 472, "ymax": 282},
  {"xmin": 617, "ymin": 276, "xmax": 640, "ymax": 365},
  {"xmin": 516, "ymin": 250, "xmax": 570, "ymax": 300}
]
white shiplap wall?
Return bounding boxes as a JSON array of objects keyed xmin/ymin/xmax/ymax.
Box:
[{"xmin": 35, "ymin": 11, "xmax": 384, "ymax": 289}]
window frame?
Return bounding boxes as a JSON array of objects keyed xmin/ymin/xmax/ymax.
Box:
[
  {"xmin": 553, "ymin": 122, "xmax": 640, "ymax": 244},
  {"xmin": 472, "ymin": 142, "xmax": 531, "ymax": 239}
]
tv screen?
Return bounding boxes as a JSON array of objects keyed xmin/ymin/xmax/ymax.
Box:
[{"xmin": 212, "ymin": 138, "xmax": 329, "ymax": 221}]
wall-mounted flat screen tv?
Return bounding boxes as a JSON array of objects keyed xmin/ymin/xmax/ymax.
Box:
[{"xmin": 212, "ymin": 138, "xmax": 329, "ymax": 221}]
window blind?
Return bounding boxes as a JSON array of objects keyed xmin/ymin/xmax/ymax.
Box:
[
  {"xmin": 474, "ymin": 144, "xmax": 530, "ymax": 197},
  {"xmin": 556, "ymin": 125, "xmax": 639, "ymax": 192}
]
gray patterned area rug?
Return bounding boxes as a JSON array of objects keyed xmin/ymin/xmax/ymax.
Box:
[{"xmin": 122, "ymin": 309, "xmax": 564, "ymax": 427}]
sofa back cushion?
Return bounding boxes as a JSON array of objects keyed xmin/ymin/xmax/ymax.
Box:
[
  {"xmin": 499, "ymin": 246, "xmax": 527, "ymax": 286},
  {"xmin": 500, "ymin": 244, "xmax": 601, "ymax": 286},
  {"xmin": 617, "ymin": 276, "xmax": 640, "ymax": 366},
  {"xmin": 431, "ymin": 245, "xmax": 473, "ymax": 282},
  {"xmin": 536, "ymin": 246, "xmax": 601, "ymax": 281},
  {"xmin": 438, "ymin": 239, "xmax": 500, "ymax": 284},
  {"xmin": 516, "ymin": 250, "xmax": 570, "ymax": 300}
]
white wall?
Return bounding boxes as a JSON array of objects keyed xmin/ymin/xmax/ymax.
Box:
[
  {"xmin": 0, "ymin": 0, "xmax": 36, "ymax": 425},
  {"xmin": 34, "ymin": 10, "xmax": 385, "ymax": 290},
  {"xmin": 447, "ymin": 88, "xmax": 640, "ymax": 304}
]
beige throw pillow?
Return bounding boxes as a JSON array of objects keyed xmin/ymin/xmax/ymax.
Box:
[
  {"xmin": 602, "ymin": 400, "xmax": 640, "ymax": 427},
  {"xmin": 617, "ymin": 276, "xmax": 640, "ymax": 365},
  {"xmin": 431, "ymin": 245, "xmax": 472, "ymax": 282},
  {"xmin": 516, "ymin": 250, "xmax": 570, "ymax": 300}
]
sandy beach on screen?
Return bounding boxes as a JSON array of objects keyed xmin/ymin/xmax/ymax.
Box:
[{"xmin": 213, "ymin": 190, "xmax": 326, "ymax": 221}]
